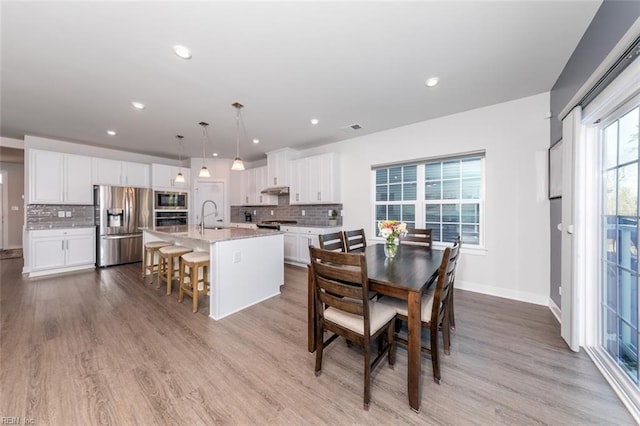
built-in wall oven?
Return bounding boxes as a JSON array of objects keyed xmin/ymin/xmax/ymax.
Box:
[
  {"xmin": 154, "ymin": 191, "xmax": 188, "ymax": 210},
  {"xmin": 155, "ymin": 211, "xmax": 188, "ymax": 227}
]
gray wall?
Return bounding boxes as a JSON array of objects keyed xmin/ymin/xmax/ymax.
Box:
[{"xmin": 549, "ymin": 1, "xmax": 640, "ymax": 307}]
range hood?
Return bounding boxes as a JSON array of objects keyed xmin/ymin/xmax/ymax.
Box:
[{"xmin": 260, "ymin": 186, "xmax": 289, "ymax": 195}]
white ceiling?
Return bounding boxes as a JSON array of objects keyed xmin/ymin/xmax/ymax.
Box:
[{"xmin": 1, "ymin": 1, "xmax": 601, "ymax": 162}]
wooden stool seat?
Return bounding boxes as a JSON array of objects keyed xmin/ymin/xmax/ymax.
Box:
[
  {"xmin": 142, "ymin": 240, "xmax": 172, "ymax": 285},
  {"xmin": 178, "ymin": 251, "xmax": 210, "ymax": 313},
  {"xmin": 158, "ymin": 245, "xmax": 193, "ymax": 295}
]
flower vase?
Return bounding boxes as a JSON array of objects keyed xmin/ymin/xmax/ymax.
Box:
[{"xmin": 384, "ymin": 238, "xmax": 399, "ymax": 258}]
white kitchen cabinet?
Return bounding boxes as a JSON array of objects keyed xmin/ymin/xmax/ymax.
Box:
[
  {"xmin": 93, "ymin": 158, "xmax": 150, "ymax": 188},
  {"xmin": 29, "ymin": 149, "xmax": 93, "ymax": 204},
  {"xmin": 123, "ymin": 161, "xmax": 150, "ymax": 188},
  {"xmin": 255, "ymin": 167, "xmax": 278, "ymax": 205},
  {"xmin": 266, "ymin": 148, "xmax": 296, "ymax": 187},
  {"xmin": 283, "ymin": 233, "xmax": 298, "ymax": 261},
  {"xmin": 29, "ymin": 228, "xmax": 95, "ymax": 274},
  {"xmin": 244, "ymin": 168, "xmax": 257, "ymax": 205},
  {"xmin": 281, "ymin": 225, "xmax": 341, "ymax": 265},
  {"xmin": 239, "ymin": 167, "xmax": 277, "ymax": 206},
  {"xmin": 289, "ymin": 158, "xmax": 309, "ymax": 204},
  {"xmin": 289, "ymin": 153, "xmax": 340, "ymax": 205},
  {"xmin": 151, "ymin": 164, "xmax": 190, "ymax": 190}
]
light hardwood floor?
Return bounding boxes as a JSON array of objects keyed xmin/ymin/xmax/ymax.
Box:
[{"xmin": 0, "ymin": 257, "xmax": 634, "ymax": 425}]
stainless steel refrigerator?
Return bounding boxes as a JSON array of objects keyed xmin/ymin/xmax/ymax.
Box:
[{"xmin": 94, "ymin": 185, "xmax": 152, "ymax": 267}]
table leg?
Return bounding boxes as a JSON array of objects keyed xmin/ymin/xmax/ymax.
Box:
[
  {"xmin": 407, "ymin": 291, "xmax": 422, "ymax": 412},
  {"xmin": 308, "ymin": 266, "xmax": 316, "ymax": 353}
]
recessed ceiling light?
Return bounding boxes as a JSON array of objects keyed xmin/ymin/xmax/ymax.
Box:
[
  {"xmin": 106, "ymin": 130, "xmax": 117, "ymax": 136},
  {"xmin": 131, "ymin": 101, "xmax": 145, "ymax": 110},
  {"xmin": 425, "ymin": 77, "xmax": 440, "ymax": 87},
  {"xmin": 310, "ymin": 118, "xmax": 319, "ymax": 125},
  {"xmin": 252, "ymin": 139, "xmax": 260, "ymax": 144},
  {"xmin": 212, "ymin": 153, "xmax": 218, "ymax": 157},
  {"xmin": 173, "ymin": 45, "xmax": 192, "ymax": 60}
]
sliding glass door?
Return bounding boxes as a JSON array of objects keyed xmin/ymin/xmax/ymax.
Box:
[{"xmin": 601, "ymin": 104, "xmax": 640, "ymax": 385}]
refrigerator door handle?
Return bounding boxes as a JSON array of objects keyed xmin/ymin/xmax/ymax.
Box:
[{"xmin": 101, "ymin": 234, "xmax": 141, "ymax": 240}]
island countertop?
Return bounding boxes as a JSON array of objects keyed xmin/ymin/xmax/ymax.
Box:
[{"xmin": 141, "ymin": 225, "xmax": 281, "ymax": 244}]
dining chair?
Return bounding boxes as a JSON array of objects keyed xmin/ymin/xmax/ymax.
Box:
[
  {"xmin": 377, "ymin": 241, "xmax": 460, "ymax": 384},
  {"xmin": 448, "ymin": 236, "xmax": 462, "ymax": 331},
  {"xmin": 309, "ymin": 246, "xmax": 397, "ymax": 410},
  {"xmin": 343, "ymin": 228, "xmax": 367, "ymax": 252},
  {"xmin": 402, "ymin": 227, "xmax": 433, "ymax": 249},
  {"xmin": 318, "ymin": 231, "xmax": 346, "ymax": 252}
]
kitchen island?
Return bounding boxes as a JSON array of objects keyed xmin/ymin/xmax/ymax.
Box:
[{"xmin": 142, "ymin": 225, "xmax": 284, "ymax": 320}]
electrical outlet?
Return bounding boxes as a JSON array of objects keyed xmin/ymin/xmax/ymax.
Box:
[
  {"xmin": 301, "ymin": 210, "xmax": 306, "ymax": 216},
  {"xmin": 233, "ymin": 252, "xmax": 241, "ymax": 263},
  {"xmin": 559, "ymin": 286, "xmax": 562, "ymax": 296},
  {"xmin": 253, "ymin": 210, "xmax": 256, "ymax": 215},
  {"xmin": 65, "ymin": 211, "xmax": 72, "ymax": 218},
  {"xmin": 340, "ymin": 209, "xmax": 343, "ymax": 216},
  {"xmin": 270, "ymin": 210, "xmax": 274, "ymax": 215},
  {"xmin": 57, "ymin": 211, "xmax": 65, "ymax": 218},
  {"xmin": 10, "ymin": 206, "xmax": 19, "ymax": 211},
  {"xmin": 328, "ymin": 210, "xmax": 332, "ymax": 217}
]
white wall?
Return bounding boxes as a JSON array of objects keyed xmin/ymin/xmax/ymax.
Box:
[{"xmin": 302, "ymin": 92, "xmax": 551, "ymax": 305}]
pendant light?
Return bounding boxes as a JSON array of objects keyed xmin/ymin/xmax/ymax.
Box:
[
  {"xmin": 231, "ymin": 102, "xmax": 245, "ymax": 171},
  {"xmin": 198, "ymin": 121, "xmax": 211, "ymax": 178},
  {"xmin": 174, "ymin": 134, "xmax": 186, "ymax": 183}
]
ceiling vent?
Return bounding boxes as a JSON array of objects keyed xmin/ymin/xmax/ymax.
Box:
[{"xmin": 341, "ymin": 123, "xmax": 363, "ymax": 132}]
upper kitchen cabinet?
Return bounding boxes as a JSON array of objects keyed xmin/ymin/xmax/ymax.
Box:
[
  {"xmin": 28, "ymin": 149, "xmax": 93, "ymax": 204},
  {"xmin": 266, "ymin": 148, "xmax": 297, "ymax": 187},
  {"xmin": 255, "ymin": 167, "xmax": 278, "ymax": 205},
  {"xmin": 240, "ymin": 167, "xmax": 277, "ymax": 206},
  {"xmin": 290, "ymin": 153, "xmax": 340, "ymax": 204},
  {"xmin": 151, "ymin": 164, "xmax": 190, "ymax": 191},
  {"xmin": 93, "ymin": 158, "xmax": 150, "ymax": 188}
]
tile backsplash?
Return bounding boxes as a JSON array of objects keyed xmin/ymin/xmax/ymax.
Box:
[
  {"xmin": 230, "ymin": 194, "xmax": 342, "ymax": 226},
  {"xmin": 26, "ymin": 204, "xmax": 94, "ymax": 229}
]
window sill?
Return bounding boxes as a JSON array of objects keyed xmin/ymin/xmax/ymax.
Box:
[{"xmin": 370, "ymin": 238, "xmax": 487, "ymax": 256}]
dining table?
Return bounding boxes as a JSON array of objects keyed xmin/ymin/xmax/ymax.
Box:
[{"xmin": 307, "ymin": 243, "xmax": 443, "ymax": 412}]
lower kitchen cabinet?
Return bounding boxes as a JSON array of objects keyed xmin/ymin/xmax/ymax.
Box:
[
  {"xmin": 29, "ymin": 228, "xmax": 95, "ymax": 275},
  {"xmin": 280, "ymin": 225, "xmax": 342, "ymax": 265}
]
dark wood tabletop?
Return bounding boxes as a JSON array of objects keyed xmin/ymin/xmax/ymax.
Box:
[{"xmin": 365, "ymin": 244, "xmax": 442, "ymax": 292}]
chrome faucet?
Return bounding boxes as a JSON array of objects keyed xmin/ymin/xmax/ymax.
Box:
[{"xmin": 199, "ymin": 200, "xmax": 218, "ymax": 230}]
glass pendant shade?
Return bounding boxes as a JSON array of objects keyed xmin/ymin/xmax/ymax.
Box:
[
  {"xmin": 198, "ymin": 121, "xmax": 212, "ymax": 178},
  {"xmin": 199, "ymin": 166, "xmax": 211, "ymax": 178},
  {"xmin": 231, "ymin": 157, "xmax": 245, "ymax": 171},
  {"xmin": 231, "ymin": 102, "xmax": 245, "ymax": 171},
  {"xmin": 175, "ymin": 134, "xmax": 186, "ymax": 183}
]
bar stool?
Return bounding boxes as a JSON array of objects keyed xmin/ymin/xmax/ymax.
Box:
[
  {"xmin": 178, "ymin": 251, "xmax": 210, "ymax": 313},
  {"xmin": 158, "ymin": 245, "xmax": 193, "ymax": 295},
  {"xmin": 142, "ymin": 241, "xmax": 171, "ymax": 285}
]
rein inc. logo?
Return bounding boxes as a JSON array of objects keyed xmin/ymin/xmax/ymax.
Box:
[{"xmin": 1, "ymin": 418, "xmax": 34, "ymax": 425}]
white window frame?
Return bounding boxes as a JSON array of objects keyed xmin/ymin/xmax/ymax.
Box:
[
  {"xmin": 580, "ymin": 60, "xmax": 640, "ymax": 422},
  {"xmin": 371, "ymin": 155, "xmax": 486, "ymax": 249}
]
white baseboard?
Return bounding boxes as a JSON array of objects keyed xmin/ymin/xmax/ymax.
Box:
[
  {"xmin": 548, "ymin": 298, "xmax": 561, "ymax": 324},
  {"xmin": 28, "ymin": 264, "xmax": 94, "ymax": 278},
  {"xmin": 456, "ymin": 279, "xmax": 549, "ymax": 306}
]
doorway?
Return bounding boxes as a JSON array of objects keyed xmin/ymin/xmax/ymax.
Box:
[{"xmin": 193, "ymin": 181, "xmax": 225, "ymax": 227}]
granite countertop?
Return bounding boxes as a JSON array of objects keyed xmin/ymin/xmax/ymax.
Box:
[
  {"xmin": 27, "ymin": 224, "xmax": 95, "ymax": 231},
  {"xmin": 142, "ymin": 225, "xmax": 282, "ymax": 243}
]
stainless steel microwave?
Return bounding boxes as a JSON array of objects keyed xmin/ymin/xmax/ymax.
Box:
[{"xmin": 154, "ymin": 191, "xmax": 188, "ymax": 210}]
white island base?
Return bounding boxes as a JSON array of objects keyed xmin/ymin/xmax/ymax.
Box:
[{"xmin": 143, "ymin": 226, "xmax": 284, "ymax": 320}]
